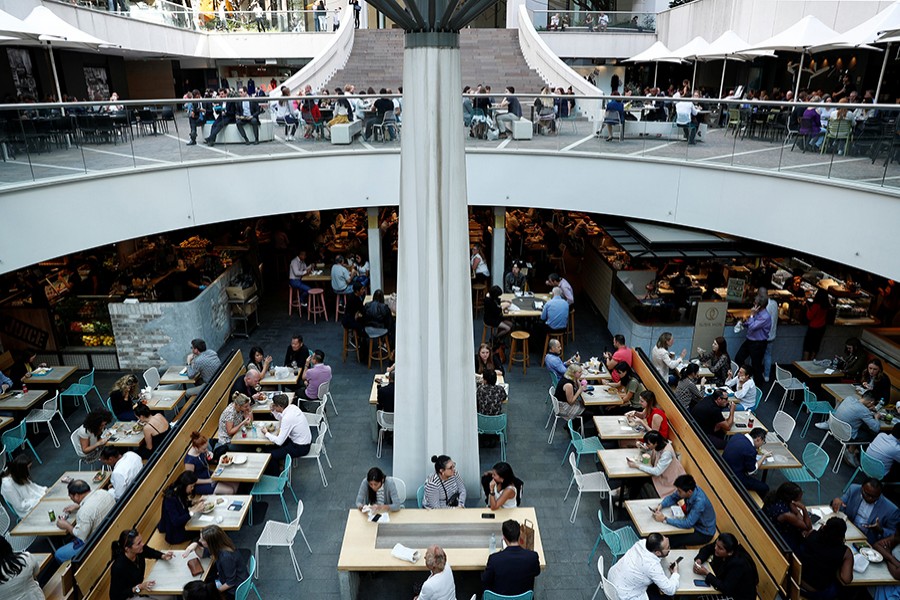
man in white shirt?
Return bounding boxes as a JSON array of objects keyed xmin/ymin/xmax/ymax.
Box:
[
  {"xmin": 54, "ymin": 480, "xmax": 116, "ymax": 562},
  {"xmin": 100, "ymin": 447, "xmax": 143, "ymax": 501},
  {"xmin": 868, "ymin": 424, "xmax": 900, "ymax": 479},
  {"xmin": 608, "ymin": 534, "xmax": 680, "ymax": 600},
  {"xmin": 675, "ymin": 97, "xmax": 699, "ymax": 145},
  {"xmin": 289, "ymin": 249, "xmax": 312, "ymax": 306},
  {"xmin": 264, "ymin": 393, "xmax": 312, "ymax": 474},
  {"xmin": 416, "ymin": 545, "xmax": 456, "ymax": 600}
]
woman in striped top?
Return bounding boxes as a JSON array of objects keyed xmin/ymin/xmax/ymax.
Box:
[{"xmin": 423, "ymin": 455, "xmax": 467, "ymax": 509}]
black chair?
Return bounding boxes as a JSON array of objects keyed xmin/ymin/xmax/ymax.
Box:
[
  {"xmin": 791, "ymin": 117, "xmax": 815, "ymax": 153},
  {"xmin": 159, "ymin": 106, "xmax": 175, "ymax": 134}
]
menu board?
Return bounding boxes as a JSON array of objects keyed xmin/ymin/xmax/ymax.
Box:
[
  {"xmin": 692, "ymin": 301, "xmax": 728, "ymax": 357},
  {"xmin": 726, "ymin": 277, "xmax": 745, "ymax": 303}
]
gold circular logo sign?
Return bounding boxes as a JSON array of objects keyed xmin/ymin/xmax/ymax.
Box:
[{"xmin": 705, "ymin": 307, "xmax": 720, "ymax": 321}]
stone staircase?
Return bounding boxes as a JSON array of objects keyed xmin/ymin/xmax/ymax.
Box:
[{"xmin": 325, "ymin": 28, "xmax": 548, "ymax": 94}]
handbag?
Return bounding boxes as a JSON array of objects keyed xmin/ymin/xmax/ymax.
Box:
[
  {"xmin": 187, "ymin": 557, "xmax": 203, "ymax": 577},
  {"xmin": 519, "ymin": 519, "xmax": 535, "ymax": 550}
]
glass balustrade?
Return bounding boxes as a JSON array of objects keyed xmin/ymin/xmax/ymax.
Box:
[
  {"xmin": 0, "ymin": 96, "xmax": 897, "ymax": 192},
  {"xmin": 531, "ymin": 10, "xmax": 656, "ymax": 33}
]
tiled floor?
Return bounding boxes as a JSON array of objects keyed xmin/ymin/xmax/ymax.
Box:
[{"xmin": 16, "ymin": 290, "xmax": 862, "ymax": 599}]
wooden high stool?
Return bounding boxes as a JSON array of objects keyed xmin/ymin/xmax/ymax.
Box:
[
  {"xmin": 288, "ymin": 287, "xmax": 302, "ymax": 316},
  {"xmin": 481, "ymin": 323, "xmax": 498, "ymax": 345},
  {"xmin": 342, "ymin": 327, "xmax": 361, "ymax": 363},
  {"xmin": 366, "ymin": 327, "xmax": 392, "ymax": 370},
  {"xmin": 472, "ymin": 283, "xmax": 487, "ymax": 313},
  {"xmin": 567, "ymin": 306, "xmax": 575, "ymax": 341},
  {"xmin": 542, "ymin": 331, "xmax": 566, "ymax": 366},
  {"xmin": 335, "ymin": 292, "xmax": 348, "ymax": 323},
  {"xmin": 508, "ymin": 331, "xmax": 530, "ymax": 375},
  {"xmin": 307, "ymin": 288, "xmax": 328, "ymax": 323}
]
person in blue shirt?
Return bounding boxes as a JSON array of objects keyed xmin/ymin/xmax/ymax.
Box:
[
  {"xmin": 653, "ymin": 474, "xmax": 717, "ymax": 548},
  {"xmin": 0, "ymin": 370, "xmax": 12, "ymax": 394},
  {"xmin": 540, "ymin": 287, "xmax": 568, "ymax": 334},
  {"xmin": 545, "ymin": 338, "xmax": 578, "ymax": 382},
  {"xmin": 832, "ymin": 479, "xmax": 900, "ymax": 545},
  {"xmin": 722, "ymin": 427, "xmax": 770, "ymax": 496}
]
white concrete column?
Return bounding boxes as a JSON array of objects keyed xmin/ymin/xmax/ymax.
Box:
[
  {"xmin": 366, "ymin": 206, "xmax": 383, "ymax": 292},
  {"xmin": 505, "ymin": 0, "xmax": 525, "ymax": 28},
  {"xmin": 491, "ymin": 206, "xmax": 505, "ymax": 290},
  {"xmin": 393, "ymin": 34, "xmax": 480, "ymax": 496}
]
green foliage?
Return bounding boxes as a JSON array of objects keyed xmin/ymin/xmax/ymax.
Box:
[{"xmin": 669, "ymin": 0, "xmax": 698, "ymax": 7}]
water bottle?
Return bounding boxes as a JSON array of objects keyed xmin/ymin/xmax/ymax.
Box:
[
  {"xmin": 877, "ymin": 400, "xmax": 885, "ymax": 412},
  {"xmin": 489, "ymin": 533, "xmax": 496, "ymax": 554}
]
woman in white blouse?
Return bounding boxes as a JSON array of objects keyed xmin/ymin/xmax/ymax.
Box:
[
  {"xmin": 651, "ymin": 332, "xmax": 686, "ymax": 385},
  {"xmin": 0, "ymin": 455, "xmax": 47, "ymax": 518},
  {"xmin": 0, "ymin": 536, "xmax": 43, "ymax": 600}
]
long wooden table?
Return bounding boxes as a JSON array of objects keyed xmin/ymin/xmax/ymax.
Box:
[
  {"xmin": 159, "ymin": 366, "xmax": 197, "ymax": 387},
  {"xmin": 624, "ymin": 498, "xmax": 694, "ymax": 537},
  {"xmin": 499, "ymin": 293, "xmax": 551, "ymax": 318},
  {"xmin": 251, "ymin": 391, "xmax": 296, "ymax": 414},
  {"xmin": 336, "ymin": 507, "xmax": 545, "ymax": 600},
  {"xmin": 593, "ymin": 416, "xmax": 644, "ymax": 440},
  {"xmin": 22, "ymin": 365, "xmax": 77, "ymax": 386},
  {"xmin": 845, "ymin": 543, "xmax": 900, "ymax": 586},
  {"xmin": 793, "ymin": 360, "xmax": 844, "ymax": 381},
  {"xmin": 145, "ymin": 389, "xmax": 186, "ymax": 411},
  {"xmin": 106, "ymin": 421, "xmax": 146, "ymax": 447},
  {"xmin": 10, "ymin": 498, "xmax": 74, "ymax": 538},
  {"xmin": 259, "ymin": 370, "xmax": 300, "ymax": 389},
  {"xmin": 0, "ymin": 389, "xmax": 48, "ymax": 411},
  {"xmin": 229, "ymin": 421, "xmax": 278, "ymax": 445},
  {"xmin": 723, "ymin": 410, "xmax": 768, "ymax": 436},
  {"xmin": 144, "ymin": 555, "xmax": 213, "ymax": 594},
  {"xmin": 582, "ymin": 385, "xmax": 625, "ymax": 408},
  {"xmin": 808, "ymin": 506, "xmax": 866, "ymax": 542},
  {"xmin": 823, "ymin": 383, "xmax": 895, "ymax": 431},
  {"xmin": 211, "ymin": 453, "xmax": 270, "ymax": 483},
  {"xmin": 757, "ymin": 441, "xmax": 802, "ymax": 481},
  {"xmin": 670, "ymin": 549, "xmax": 713, "ymax": 595},
  {"xmin": 45, "ymin": 471, "xmax": 111, "ymax": 498},
  {"xmin": 186, "ymin": 495, "xmax": 252, "ymax": 531}
]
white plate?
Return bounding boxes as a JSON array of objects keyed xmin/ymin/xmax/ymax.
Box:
[
  {"xmin": 231, "ymin": 455, "xmax": 248, "ymax": 465},
  {"xmin": 861, "ymin": 547, "xmax": 884, "ymax": 563}
]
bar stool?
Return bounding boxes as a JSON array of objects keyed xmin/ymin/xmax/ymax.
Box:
[
  {"xmin": 472, "ymin": 283, "xmax": 487, "ymax": 313},
  {"xmin": 365, "ymin": 327, "xmax": 392, "ymax": 370},
  {"xmin": 335, "ymin": 292, "xmax": 348, "ymax": 323},
  {"xmin": 481, "ymin": 323, "xmax": 498, "ymax": 345},
  {"xmin": 508, "ymin": 331, "xmax": 530, "ymax": 375},
  {"xmin": 566, "ymin": 306, "xmax": 575, "ymax": 341},
  {"xmin": 288, "ymin": 287, "xmax": 302, "ymax": 316},
  {"xmin": 542, "ymin": 331, "xmax": 565, "ymax": 366},
  {"xmin": 342, "ymin": 327, "xmax": 361, "ymax": 363},
  {"xmin": 307, "ymin": 288, "xmax": 328, "ymax": 323}
]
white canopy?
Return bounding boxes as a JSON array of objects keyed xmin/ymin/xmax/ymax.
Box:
[
  {"xmin": 0, "ymin": 8, "xmax": 43, "ymax": 40},
  {"xmin": 740, "ymin": 15, "xmax": 839, "ymax": 53},
  {"xmin": 879, "ymin": 29, "xmax": 900, "ymax": 42},
  {"xmin": 23, "ymin": 6, "xmax": 116, "ymax": 49},
  {"xmin": 810, "ymin": 1, "xmax": 900, "ymax": 51},
  {"xmin": 624, "ymin": 41, "xmax": 683, "ymax": 64},
  {"xmin": 659, "ymin": 36, "xmax": 710, "ymax": 61},
  {"xmin": 696, "ymin": 31, "xmax": 773, "ymax": 61}
]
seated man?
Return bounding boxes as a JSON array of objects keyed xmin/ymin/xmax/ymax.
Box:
[
  {"xmin": 675, "ymin": 96, "xmax": 699, "ymax": 145},
  {"xmin": 815, "ymin": 391, "xmax": 881, "ymax": 457},
  {"xmin": 264, "ymin": 393, "xmax": 312, "ymax": 474},
  {"xmin": 54, "ymin": 480, "xmax": 116, "ymax": 562},
  {"xmin": 235, "ymin": 86, "xmax": 261, "ymax": 144},
  {"xmin": 832, "ymin": 478, "xmax": 900, "ymax": 544},
  {"xmin": 546, "ymin": 272, "xmax": 574, "ymax": 306},
  {"xmin": 722, "ymin": 427, "xmax": 770, "ymax": 496},
  {"xmin": 481, "ymin": 520, "xmax": 541, "ymax": 597},
  {"xmin": 283, "ymin": 334, "xmax": 311, "ymax": 370},
  {"xmin": 204, "ymin": 89, "xmax": 235, "ymax": 146},
  {"xmin": 100, "ymin": 447, "xmax": 143, "ymax": 501},
  {"xmin": 653, "ymin": 474, "xmax": 717, "ymax": 548},
  {"xmin": 301, "ymin": 349, "xmax": 332, "ymax": 410},
  {"xmin": 376, "ymin": 369, "xmax": 395, "ymax": 413},
  {"xmin": 540, "ymin": 287, "xmax": 568, "ymax": 335},
  {"xmin": 504, "ymin": 261, "xmax": 526, "ymax": 293},
  {"xmin": 608, "ymin": 534, "xmax": 680, "ymax": 600},
  {"xmin": 604, "ymin": 334, "xmax": 632, "ymax": 382},
  {"xmin": 690, "ymin": 389, "xmax": 735, "ymax": 450},
  {"xmin": 867, "ymin": 424, "xmax": 900, "ymax": 481},
  {"xmin": 496, "ymin": 86, "xmax": 523, "ymax": 136},
  {"xmin": 364, "ymin": 89, "xmax": 396, "ymax": 141},
  {"xmin": 0, "ymin": 369, "xmax": 11, "ymax": 393},
  {"xmin": 288, "ymin": 249, "xmax": 313, "ymax": 307},
  {"xmin": 231, "ymin": 369, "xmax": 265, "ymax": 401},
  {"xmin": 330, "ymin": 254, "xmax": 355, "ymax": 295},
  {"xmin": 342, "ymin": 282, "xmax": 367, "ymax": 335},
  {"xmin": 545, "ymin": 338, "xmax": 579, "ymax": 382},
  {"xmin": 186, "ymin": 338, "xmax": 221, "ymax": 398}
]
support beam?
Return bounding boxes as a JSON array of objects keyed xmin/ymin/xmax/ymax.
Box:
[{"xmin": 366, "ymin": 206, "xmax": 383, "ymax": 292}]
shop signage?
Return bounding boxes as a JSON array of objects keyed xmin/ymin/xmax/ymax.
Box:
[{"xmin": 692, "ymin": 301, "xmax": 727, "ymax": 358}]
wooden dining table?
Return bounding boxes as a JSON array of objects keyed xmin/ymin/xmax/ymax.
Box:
[
  {"xmin": 0, "ymin": 415, "xmax": 13, "ymax": 430},
  {"xmin": 259, "ymin": 370, "xmax": 301, "ymax": 390},
  {"xmin": 186, "ymin": 495, "xmax": 252, "ymax": 531},
  {"xmin": 669, "ymin": 549, "xmax": 713, "ymax": 595},
  {"xmin": 105, "ymin": 421, "xmax": 146, "ymax": 447},
  {"xmin": 757, "ymin": 441, "xmax": 802, "ymax": 480},
  {"xmin": 499, "ymin": 293, "xmax": 551, "ymax": 318},
  {"xmin": 251, "ymin": 391, "xmax": 296, "ymax": 414},
  {"xmin": 0, "ymin": 389, "xmax": 48, "ymax": 411},
  {"xmin": 597, "ymin": 448, "xmax": 651, "ymax": 478},
  {"xmin": 145, "ymin": 389, "xmax": 186, "ymax": 411},
  {"xmin": 582, "ymin": 385, "xmax": 625, "ymax": 408},
  {"xmin": 593, "ymin": 416, "xmax": 644, "ymax": 440},
  {"xmin": 211, "ymin": 452, "xmax": 270, "ymax": 483},
  {"xmin": 723, "ymin": 410, "xmax": 768, "ymax": 435},
  {"xmin": 624, "ymin": 498, "xmax": 694, "ymax": 537},
  {"xmin": 45, "ymin": 470, "xmax": 111, "ymax": 498},
  {"xmin": 228, "ymin": 421, "xmax": 278, "ymax": 445},
  {"xmin": 808, "ymin": 506, "xmax": 866, "ymax": 542},
  {"xmin": 10, "ymin": 498, "xmax": 74, "ymax": 538},
  {"xmin": 159, "ymin": 366, "xmax": 197, "ymax": 387},
  {"xmin": 22, "ymin": 365, "xmax": 77, "ymax": 387},
  {"xmin": 793, "ymin": 360, "xmax": 844, "ymax": 381},
  {"xmin": 143, "ymin": 554, "xmax": 214, "ymax": 594}
]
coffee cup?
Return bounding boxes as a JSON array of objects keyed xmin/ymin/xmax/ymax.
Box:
[{"xmin": 641, "ymin": 453, "xmax": 650, "ymax": 465}]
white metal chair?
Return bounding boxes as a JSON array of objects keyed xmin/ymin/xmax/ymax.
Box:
[
  {"xmin": 563, "ymin": 453, "xmax": 611, "ymax": 523},
  {"xmin": 376, "ymin": 410, "xmax": 394, "ymax": 458},
  {"xmin": 254, "ymin": 498, "xmax": 312, "ymax": 581},
  {"xmin": 765, "ymin": 364, "xmax": 806, "ymax": 411},
  {"xmin": 143, "ymin": 367, "xmax": 161, "ymax": 390},
  {"xmin": 772, "ymin": 410, "xmax": 796, "ymax": 444},
  {"xmin": 25, "ymin": 391, "xmax": 70, "ymax": 448},
  {"xmin": 0, "ymin": 504, "xmax": 8, "ymax": 536},
  {"xmin": 545, "ymin": 387, "xmax": 583, "ymax": 444},
  {"xmin": 5, "ymin": 531, "xmax": 35, "ymax": 553},
  {"xmin": 731, "ymin": 360, "xmax": 740, "ymax": 377},
  {"xmin": 301, "ymin": 422, "xmax": 332, "ymax": 487},
  {"xmin": 71, "ymin": 428, "xmax": 99, "ymax": 470},
  {"xmin": 819, "ymin": 414, "xmax": 865, "ymax": 473},
  {"xmin": 392, "ymin": 476, "xmax": 407, "ymax": 505},
  {"xmin": 302, "ymin": 402, "xmax": 332, "ymax": 438},
  {"xmin": 602, "ymin": 572, "xmax": 621, "ymax": 600},
  {"xmin": 590, "ymin": 556, "xmax": 606, "ymax": 600},
  {"xmin": 317, "ymin": 380, "xmax": 338, "ymax": 415}
]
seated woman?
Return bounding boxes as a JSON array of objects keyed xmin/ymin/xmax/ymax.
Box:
[
  {"xmin": 482, "ymin": 285, "xmax": 513, "ymax": 342},
  {"xmin": 799, "ymin": 518, "xmax": 853, "ymax": 600},
  {"xmin": 612, "ymin": 362, "xmax": 645, "ymax": 412},
  {"xmin": 698, "ymin": 336, "xmax": 730, "ymax": 386},
  {"xmin": 555, "ymin": 363, "xmax": 587, "ymax": 420},
  {"xmin": 108, "ymin": 374, "xmax": 140, "ymax": 422},
  {"xmin": 475, "ymin": 343, "xmax": 505, "ymax": 378},
  {"xmin": 840, "ymin": 337, "xmax": 867, "ymax": 383},
  {"xmin": 423, "ymin": 454, "xmax": 467, "ymax": 509},
  {"xmin": 692, "ymin": 533, "xmax": 759, "ymax": 600},
  {"xmin": 481, "ymin": 462, "xmax": 522, "ymax": 511},
  {"xmin": 476, "ymin": 369, "xmax": 507, "ymax": 416},
  {"xmin": 247, "ymin": 346, "xmax": 272, "ymax": 375},
  {"xmin": 0, "ymin": 536, "xmax": 43, "ymax": 600},
  {"xmin": 675, "ymin": 363, "xmax": 705, "ymax": 410},
  {"xmin": 872, "ymin": 531, "xmax": 900, "ymax": 600},
  {"xmin": 355, "ymin": 467, "xmax": 404, "ymax": 513},
  {"xmin": 0, "ymin": 455, "xmax": 47, "ymax": 518},
  {"xmin": 725, "ymin": 364, "xmax": 757, "ymax": 411},
  {"xmin": 862, "ymin": 358, "xmax": 892, "ymax": 403},
  {"xmin": 184, "ymin": 431, "xmax": 235, "ymax": 496},
  {"xmin": 624, "ymin": 430, "xmax": 686, "ymax": 500},
  {"xmin": 762, "ymin": 482, "xmax": 812, "ymax": 554},
  {"xmin": 109, "ymin": 528, "xmax": 174, "ymax": 600},
  {"xmin": 183, "ymin": 525, "xmax": 248, "ymax": 600},
  {"xmin": 623, "ymin": 390, "xmax": 669, "ymax": 443},
  {"xmin": 157, "ymin": 471, "xmax": 204, "ymax": 545},
  {"xmin": 8, "ymin": 349, "xmax": 43, "ymax": 389},
  {"xmin": 134, "ymin": 404, "xmax": 169, "ymax": 460},
  {"xmin": 215, "ymin": 392, "xmax": 253, "ymax": 460},
  {"xmin": 182, "ymin": 581, "xmax": 221, "ymax": 600},
  {"xmin": 75, "ymin": 409, "xmax": 113, "ymax": 464}
]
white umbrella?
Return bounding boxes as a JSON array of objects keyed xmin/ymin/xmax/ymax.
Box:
[
  {"xmin": 740, "ymin": 15, "xmax": 840, "ymax": 99},
  {"xmin": 0, "ymin": 8, "xmax": 43, "ymax": 39},
  {"xmin": 22, "ymin": 7, "xmax": 119, "ymax": 110},
  {"xmin": 695, "ymin": 31, "xmax": 774, "ymax": 98},
  {"xmin": 658, "ymin": 36, "xmax": 710, "ymax": 91},
  {"xmin": 812, "ymin": 2, "xmax": 900, "ymax": 100},
  {"xmin": 624, "ymin": 41, "xmax": 684, "ymax": 88}
]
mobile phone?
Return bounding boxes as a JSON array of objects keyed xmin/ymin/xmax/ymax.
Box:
[
  {"xmin": 372, "ymin": 513, "xmax": 382, "ymax": 522},
  {"xmin": 649, "ymin": 507, "xmax": 657, "ymax": 514},
  {"xmin": 482, "ymin": 513, "xmax": 496, "ymax": 519},
  {"xmin": 693, "ymin": 580, "xmax": 710, "ymax": 587},
  {"xmin": 675, "ymin": 556, "xmax": 684, "ymax": 564}
]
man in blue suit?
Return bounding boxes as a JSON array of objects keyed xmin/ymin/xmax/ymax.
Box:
[
  {"xmin": 832, "ymin": 478, "xmax": 900, "ymax": 544},
  {"xmin": 722, "ymin": 427, "xmax": 770, "ymax": 496},
  {"xmin": 482, "ymin": 520, "xmax": 541, "ymax": 596}
]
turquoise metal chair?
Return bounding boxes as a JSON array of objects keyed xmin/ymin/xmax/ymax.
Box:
[
  {"xmin": 844, "ymin": 448, "xmax": 887, "ymax": 494},
  {"xmin": 60, "ymin": 369, "xmax": 102, "ymax": 411},
  {"xmin": 734, "ymin": 387, "xmax": 763, "ymax": 412},
  {"xmin": 484, "ymin": 591, "xmax": 534, "ymax": 600},
  {"xmin": 235, "ymin": 555, "xmax": 262, "ymax": 600},
  {"xmin": 2, "ymin": 420, "xmax": 42, "ymax": 464},
  {"xmin": 102, "ymin": 397, "xmax": 119, "ymax": 423},
  {"xmin": 795, "ymin": 385, "xmax": 833, "ymax": 437},
  {"xmin": 416, "ymin": 484, "xmax": 425, "ymax": 508},
  {"xmin": 477, "ymin": 413, "xmax": 508, "ymax": 461},
  {"xmin": 782, "ymin": 443, "xmax": 830, "ymax": 503},
  {"xmin": 250, "ymin": 455, "xmax": 298, "ymax": 524},
  {"xmin": 562, "ymin": 419, "xmax": 603, "ymax": 467},
  {"xmin": 588, "ymin": 507, "xmax": 639, "ymax": 565}
]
